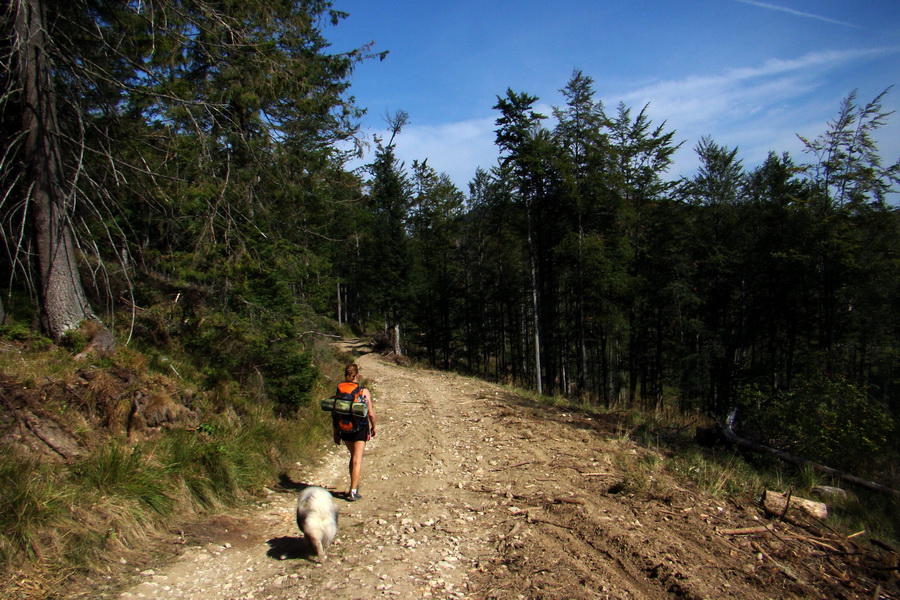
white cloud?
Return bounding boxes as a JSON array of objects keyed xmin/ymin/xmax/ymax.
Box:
[
  {"xmin": 731, "ymin": 0, "xmax": 860, "ymax": 28},
  {"xmin": 344, "ymin": 47, "xmax": 900, "ymax": 190},
  {"xmin": 611, "ymin": 47, "xmax": 900, "ymax": 178},
  {"xmin": 346, "ymin": 116, "xmax": 500, "ymax": 192},
  {"xmin": 393, "ymin": 117, "xmax": 499, "ymax": 187},
  {"xmin": 615, "ymin": 48, "xmax": 895, "ymax": 127}
]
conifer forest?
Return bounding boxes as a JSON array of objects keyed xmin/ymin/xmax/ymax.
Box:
[{"xmin": 2, "ymin": 1, "xmax": 899, "ymax": 475}]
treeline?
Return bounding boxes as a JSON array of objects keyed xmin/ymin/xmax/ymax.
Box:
[
  {"xmin": 345, "ymin": 73, "xmax": 900, "ymax": 470},
  {"xmin": 1, "ymin": 3, "xmax": 897, "ymax": 469}
]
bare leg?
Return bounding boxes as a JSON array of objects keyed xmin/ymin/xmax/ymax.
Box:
[{"xmin": 345, "ymin": 440, "xmax": 366, "ymax": 492}]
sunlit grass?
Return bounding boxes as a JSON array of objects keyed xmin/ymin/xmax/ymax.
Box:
[
  {"xmin": 74, "ymin": 443, "xmax": 174, "ymax": 515},
  {"xmin": 0, "ymin": 451, "xmax": 66, "ymax": 564},
  {"xmin": 672, "ymin": 448, "xmax": 765, "ymax": 498},
  {"xmin": 0, "ymin": 397, "xmax": 333, "ymax": 598}
]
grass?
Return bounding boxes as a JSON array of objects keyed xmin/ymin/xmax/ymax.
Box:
[
  {"xmin": 0, "ymin": 453, "xmax": 67, "ymax": 564},
  {"xmin": 0, "ymin": 401, "xmax": 333, "ymax": 598},
  {"xmin": 0, "ymin": 328, "xmax": 344, "ymax": 600}
]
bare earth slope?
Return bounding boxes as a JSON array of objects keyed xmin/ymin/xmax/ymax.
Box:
[{"xmin": 114, "ymin": 343, "xmax": 898, "ymax": 600}]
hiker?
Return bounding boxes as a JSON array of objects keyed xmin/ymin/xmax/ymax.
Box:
[{"xmin": 332, "ymin": 363, "xmax": 376, "ymax": 501}]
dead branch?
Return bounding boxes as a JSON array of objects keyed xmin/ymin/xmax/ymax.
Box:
[
  {"xmin": 721, "ymin": 525, "xmax": 775, "ymax": 536},
  {"xmin": 551, "ymin": 497, "xmax": 586, "ymax": 505},
  {"xmin": 490, "ymin": 460, "xmax": 537, "ymax": 472}
]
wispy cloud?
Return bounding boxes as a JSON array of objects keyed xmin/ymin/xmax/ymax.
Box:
[
  {"xmin": 615, "ymin": 46, "xmax": 900, "ymax": 177},
  {"xmin": 345, "ymin": 116, "xmax": 500, "ymax": 190},
  {"xmin": 349, "ymin": 46, "xmax": 900, "ymax": 189},
  {"xmin": 731, "ymin": 0, "xmax": 859, "ymax": 29},
  {"xmin": 394, "ymin": 117, "xmax": 498, "ymax": 185},
  {"xmin": 615, "ymin": 47, "xmax": 898, "ymax": 131}
]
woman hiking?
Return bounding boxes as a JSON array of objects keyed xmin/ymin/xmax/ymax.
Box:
[{"xmin": 332, "ymin": 363, "xmax": 376, "ymax": 501}]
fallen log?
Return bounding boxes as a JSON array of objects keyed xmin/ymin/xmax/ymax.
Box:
[
  {"xmin": 719, "ymin": 411, "xmax": 900, "ymax": 500},
  {"xmin": 762, "ymin": 490, "xmax": 828, "ymax": 520}
]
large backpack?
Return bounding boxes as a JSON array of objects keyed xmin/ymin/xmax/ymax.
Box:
[{"xmin": 330, "ymin": 382, "xmax": 368, "ymax": 434}]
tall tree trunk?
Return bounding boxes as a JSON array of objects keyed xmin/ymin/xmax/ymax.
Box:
[
  {"xmin": 15, "ymin": 0, "xmax": 110, "ymax": 346},
  {"xmin": 526, "ymin": 206, "xmax": 543, "ymax": 395},
  {"xmin": 337, "ymin": 282, "xmax": 343, "ymax": 325},
  {"xmin": 530, "ymin": 255, "xmax": 543, "ymax": 395},
  {"xmin": 392, "ymin": 323, "xmax": 401, "ymax": 356}
]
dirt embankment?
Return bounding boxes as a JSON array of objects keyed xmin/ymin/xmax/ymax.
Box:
[{"xmin": 109, "ymin": 343, "xmax": 898, "ymax": 600}]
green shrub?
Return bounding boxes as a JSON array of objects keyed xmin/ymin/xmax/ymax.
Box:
[
  {"xmin": 258, "ymin": 342, "xmax": 318, "ymax": 414},
  {"xmin": 0, "ymin": 322, "xmax": 40, "ymax": 342},
  {"xmin": 60, "ymin": 329, "xmax": 88, "ymax": 353},
  {"xmin": 741, "ymin": 377, "xmax": 893, "ymax": 473}
]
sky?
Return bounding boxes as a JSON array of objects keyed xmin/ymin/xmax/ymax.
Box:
[{"xmin": 323, "ymin": 0, "xmax": 900, "ymax": 194}]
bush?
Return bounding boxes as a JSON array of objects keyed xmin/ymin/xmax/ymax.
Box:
[
  {"xmin": 740, "ymin": 377, "xmax": 893, "ymax": 472},
  {"xmin": 258, "ymin": 342, "xmax": 318, "ymax": 414}
]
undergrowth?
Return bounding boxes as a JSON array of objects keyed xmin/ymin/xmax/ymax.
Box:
[
  {"xmin": 0, "ymin": 408, "xmax": 331, "ymax": 600},
  {"xmin": 0, "ymin": 319, "xmax": 348, "ymax": 600}
]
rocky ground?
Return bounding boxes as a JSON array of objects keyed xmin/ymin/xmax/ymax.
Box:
[{"xmin": 107, "ymin": 342, "xmax": 898, "ymax": 600}]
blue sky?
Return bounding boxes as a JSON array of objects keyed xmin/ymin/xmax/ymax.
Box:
[{"xmin": 325, "ymin": 1, "xmax": 900, "ymax": 193}]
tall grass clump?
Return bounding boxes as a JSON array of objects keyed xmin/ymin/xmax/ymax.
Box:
[
  {"xmin": 673, "ymin": 448, "xmax": 770, "ymax": 498},
  {"xmin": 0, "ymin": 450, "xmax": 65, "ymax": 564},
  {"xmin": 0, "ymin": 393, "xmax": 335, "ymax": 600},
  {"xmin": 825, "ymin": 490, "xmax": 900, "ymax": 542},
  {"xmin": 74, "ymin": 444, "xmax": 173, "ymax": 515}
]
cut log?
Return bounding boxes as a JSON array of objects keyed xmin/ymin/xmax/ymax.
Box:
[{"xmin": 762, "ymin": 490, "xmax": 828, "ymax": 520}]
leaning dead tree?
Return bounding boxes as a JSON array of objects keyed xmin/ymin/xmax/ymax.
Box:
[{"xmin": 718, "ymin": 410, "xmax": 900, "ymax": 500}]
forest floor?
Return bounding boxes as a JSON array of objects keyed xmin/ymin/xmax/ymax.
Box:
[{"xmin": 99, "ymin": 341, "xmax": 897, "ymax": 600}]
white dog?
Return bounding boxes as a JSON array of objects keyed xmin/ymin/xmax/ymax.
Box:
[{"xmin": 295, "ymin": 486, "xmax": 338, "ymax": 562}]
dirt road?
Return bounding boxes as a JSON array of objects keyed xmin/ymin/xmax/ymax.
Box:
[{"xmin": 114, "ymin": 344, "xmax": 897, "ymax": 600}]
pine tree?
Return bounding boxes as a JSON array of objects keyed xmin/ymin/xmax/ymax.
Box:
[
  {"xmin": 1, "ymin": 0, "xmax": 376, "ymax": 347},
  {"xmin": 361, "ymin": 116, "xmax": 413, "ymax": 352}
]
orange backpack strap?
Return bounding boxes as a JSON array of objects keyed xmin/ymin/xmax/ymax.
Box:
[{"xmin": 336, "ymin": 382, "xmax": 363, "ymax": 398}]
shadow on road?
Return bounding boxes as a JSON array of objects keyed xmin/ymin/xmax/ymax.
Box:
[{"xmin": 266, "ymin": 535, "xmax": 316, "ymax": 562}]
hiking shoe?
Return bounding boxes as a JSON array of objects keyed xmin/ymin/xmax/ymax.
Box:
[{"xmin": 348, "ymin": 490, "xmax": 362, "ymax": 502}]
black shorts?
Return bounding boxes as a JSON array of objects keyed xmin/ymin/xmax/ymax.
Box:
[{"xmin": 338, "ymin": 425, "xmax": 369, "ymax": 443}]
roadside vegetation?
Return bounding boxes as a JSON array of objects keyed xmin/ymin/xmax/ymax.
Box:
[
  {"xmin": 0, "ymin": 298, "xmax": 348, "ymax": 600},
  {"xmin": 572, "ymin": 395, "xmax": 898, "ymax": 545}
]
